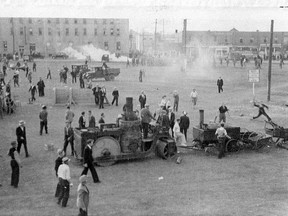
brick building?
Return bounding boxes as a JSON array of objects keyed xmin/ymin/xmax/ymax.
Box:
[{"xmin": 0, "ymin": 17, "xmax": 129, "ymax": 58}]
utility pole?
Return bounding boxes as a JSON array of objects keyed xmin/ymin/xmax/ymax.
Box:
[
  {"xmin": 154, "ymin": 19, "xmax": 157, "ymax": 53},
  {"xmin": 142, "ymin": 30, "xmax": 145, "ymax": 54},
  {"xmin": 162, "ymin": 19, "xmax": 164, "ymax": 39},
  {"xmin": 267, "ymin": 20, "xmax": 274, "ymax": 102},
  {"xmin": 11, "ymin": 18, "xmax": 15, "ymax": 54},
  {"xmin": 183, "ymin": 19, "xmax": 187, "ymax": 56}
]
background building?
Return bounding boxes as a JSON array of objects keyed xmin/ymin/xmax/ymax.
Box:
[{"xmin": 0, "ymin": 17, "xmax": 129, "ymax": 58}]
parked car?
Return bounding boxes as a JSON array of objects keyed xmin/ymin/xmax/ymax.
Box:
[
  {"xmin": 52, "ymin": 52, "xmax": 69, "ymax": 59},
  {"xmin": 71, "ymin": 64, "xmax": 89, "ymax": 76},
  {"xmin": 31, "ymin": 52, "xmax": 44, "ymax": 59},
  {"xmin": 84, "ymin": 65, "xmax": 120, "ymax": 81}
]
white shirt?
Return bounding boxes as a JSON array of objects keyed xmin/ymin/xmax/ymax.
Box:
[
  {"xmin": 190, "ymin": 91, "xmax": 198, "ymax": 98},
  {"xmin": 173, "ymin": 122, "xmax": 180, "ymax": 133},
  {"xmin": 57, "ymin": 163, "xmax": 71, "ymax": 181},
  {"xmin": 215, "ymin": 127, "xmax": 227, "ymax": 138}
]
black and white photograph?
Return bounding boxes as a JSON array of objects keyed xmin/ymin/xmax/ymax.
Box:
[{"xmin": 1, "ymin": 0, "xmax": 288, "ymax": 215}]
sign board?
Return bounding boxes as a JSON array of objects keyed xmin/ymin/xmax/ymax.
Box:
[{"xmin": 248, "ymin": 70, "xmax": 260, "ymax": 82}]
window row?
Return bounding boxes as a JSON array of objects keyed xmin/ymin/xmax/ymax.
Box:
[
  {"xmin": 11, "ymin": 18, "xmax": 120, "ymax": 25},
  {"xmin": 16, "ymin": 27, "xmax": 121, "ymax": 36}
]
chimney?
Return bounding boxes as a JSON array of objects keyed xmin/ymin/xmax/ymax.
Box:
[{"xmin": 199, "ymin": 109, "xmax": 204, "ymax": 129}]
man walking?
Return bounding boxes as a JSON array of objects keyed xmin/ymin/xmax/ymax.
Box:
[
  {"xmin": 37, "ymin": 77, "xmax": 45, "ymax": 97},
  {"xmin": 179, "ymin": 111, "xmax": 190, "ymax": 141},
  {"xmin": 46, "ymin": 67, "xmax": 52, "ymax": 79},
  {"xmin": 65, "ymin": 106, "xmax": 75, "ymax": 125},
  {"xmin": 28, "ymin": 83, "xmax": 37, "ymax": 102},
  {"xmin": 81, "ymin": 139, "xmax": 100, "ymax": 183},
  {"xmin": 33, "ymin": 62, "xmax": 36, "ymax": 72},
  {"xmin": 111, "ymin": 87, "xmax": 119, "ymax": 106},
  {"xmin": 39, "ymin": 105, "xmax": 48, "ymax": 135},
  {"xmin": 63, "ymin": 121, "xmax": 75, "ymax": 156},
  {"xmin": 57, "ymin": 157, "xmax": 72, "ymax": 207},
  {"xmin": 217, "ymin": 77, "xmax": 223, "ymax": 93},
  {"xmin": 139, "ymin": 91, "xmax": 146, "ymax": 109},
  {"xmin": 215, "ymin": 123, "xmax": 231, "ymax": 159},
  {"xmin": 190, "ymin": 88, "xmax": 198, "ymax": 107},
  {"xmin": 16, "ymin": 120, "xmax": 29, "ymax": 157},
  {"xmin": 8, "ymin": 141, "xmax": 22, "ymax": 188}
]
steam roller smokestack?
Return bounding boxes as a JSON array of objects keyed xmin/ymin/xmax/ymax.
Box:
[
  {"xmin": 123, "ymin": 97, "xmax": 137, "ymax": 121},
  {"xmin": 199, "ymin": 109, "xmax": 204, "ymax": 129}
]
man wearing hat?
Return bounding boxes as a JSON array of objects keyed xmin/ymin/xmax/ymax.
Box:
[
  {"xmin": 57, "ymin": 157, "xmax": 72, "ymax": 207},
  {"xmin": 179, "ymin": 111, "xmax": 190, "ymax": 141},
  {"xmin": 77, "ymin": 175, "xmax": 90, "ymax": 216},
  {"xmin": 111, "ymin": 87, "xmax": 119, "ymax": 106},
  {"xmin": 55, "ymin": 149, "xmax": 64, "ymax": 197},
  {"xmin": 16, "ymin": 120, "xmax": 29, "ymax": 157},
  {"xmin": 7, "ymin": 141, "xmax": 22, "ymax": 188},
  {"xmin": 39, "ymin": 105, "xmax": 48, "ymax": 135},
  {"xmin": 81, "ymin": 139, "xmax": 100, "ymax": 183},
  {"xmin": 140, "ymin": 104, "xmax": 155, "ymax": 139}
]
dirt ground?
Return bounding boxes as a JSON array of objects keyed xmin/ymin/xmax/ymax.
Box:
[{"xmin": 1, "ymin": 59, "xmax": 288, "ymax": 216}]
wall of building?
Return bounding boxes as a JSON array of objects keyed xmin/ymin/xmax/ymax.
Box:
[{"xmin": 0, "ymin": 17, "xmax": 129, "ymax": 57}]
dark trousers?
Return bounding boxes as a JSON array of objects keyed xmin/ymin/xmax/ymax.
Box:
[
  {"xmin": 33, "ymin": 67, "xmax": 36, "ymax": 72},
  {"xmin": 31, "ymin": 93, "xmax": 36, "ymax": 101},
  {"xmin": 55, "ymin": 179, "xmax": 61, "ymax": 197},
  {"xmin": 72, "ymin": 76, "xmax": 77, "ymax": 83},
  {"xmin": 253, "ymin": 111, "xmax": 271, "ymax": 121},
  {"xmin": 140, "ymin": 103, "xmax": 145, "ymax": 109},
  {"xmin": 99, "ymin": 97, "xmax": 104, "ymax": 109},
  {"xmin": 17, "ymin": 140, "xmax": 29, "ymax": 157},
  {"xmin": 94, "ymin": 95, "xmax": 99, "ymax": 105},
  {"xmin": 112, "ymin": 96, "xmax": 118, "ymax": 106},
  {"xmin": 58, "ymin": 178, "xmax": 70, "ymax": 207},
  {"xmin": 180, "ymin": 128, "xmax": 188, "ymax": 141},
  {"xmin": 218, "ymin": 85, "xmax": 223, "ymax": 93},
  {"xmin": 80, "ymin": 80, "xmax": 85, "ymax": 88},
  {"xmin": 10, "ymin": 160, "xmax": 19, "ymax": 187},
  {"xmin": 173, "ymin": 102, "xmax": 178, "ymax": 112},
  {"xmin": 79, "ymin": 208, "xmax": 88, "ymax": 216},
  {"xmin": 170, "ymin": 124, "xmax": 174, "ymax": 138},
  {"xmin": 217, "ymin": 137, "xmax": 226, "ymax": 159},
  {"xmin": 47, "ymin": 72, "xmax": 52, "ymax": 79},
  {"xmin": 63, "ymin": 138, "xmax": 74, "ymax": 156},
  {"xmin": 142, "ymin": 122, "xmax": 149, "ymax": 139},
  {"xmin": 40, "ymin": 121, "xmax": 48, "ymax": 135},
  {"xmin": 81, "ymin": 163, "xmax": 99, "ymax": 182},
  {"xmin": 139, "ymin": 76, "xmax": 142, "ymax": 82}
]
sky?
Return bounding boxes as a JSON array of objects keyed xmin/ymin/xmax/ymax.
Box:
[{"xmin": 0, "ymin": 0, "xmax": 288, "ymax": 33}]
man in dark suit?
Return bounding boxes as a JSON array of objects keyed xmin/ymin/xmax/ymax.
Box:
[
  {"xmin": 168, "ymin": 107, "xmax": 175, "ymax": 138},
  {"xmin": 98, "ymin": 113, "xmax": 105, "ymax": 124},
  {"xmin": 78, "ymin": 112, "xmax": 86, "ymax": 129},
  {"xmin": 179, "ymin": 111, "xmax": 190, "ymax": 141},
  {"xmin": 63, "ymin": 121, "xmax": 75, "ymax": 156},
  {"xmin": 217, "ymin": 77, "xmax": 224, "ymax": 93},
  {"xmin": 88, "ymin": 110, "xmax": 96, "ymax": 128},
  {"xmin": 92, "ymin": 84, "xmax": 100, "ymax": 105},
  {"xmin": 81, "ymin": 139, "xmax": 100, "ymax": 183},
  {"xmin": 16, "ymin": 120, "xmax": 29, "ymax": 157},
  {"xmin": 139, "ymin": 91, "xmax": 146, "ymax": 109}
]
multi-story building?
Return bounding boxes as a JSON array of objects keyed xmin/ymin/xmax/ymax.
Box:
[{"xmin": 0, "ymin": 17, "xmax": 129, "ymax": 58}]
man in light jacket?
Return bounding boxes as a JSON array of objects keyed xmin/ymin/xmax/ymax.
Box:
[{"xmin": 77, "ymin": 175, "xmax": 90, "ymax": 216}]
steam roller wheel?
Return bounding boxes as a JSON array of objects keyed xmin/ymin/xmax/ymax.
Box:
[{"xmin": 92, "ymin": 136, "xmax": 120, "ymax": 166}]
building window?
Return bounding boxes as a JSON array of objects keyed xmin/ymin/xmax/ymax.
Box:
[
  {"xmin": 116, "ymin": 41, "xmax": 121, "ymax": 50},
  {"xmin": 104, "ymin": 41, "xmax": 108, "ymax": 50},
  {"xmin": 83, "ymin": 28, "xmax": 87, "ymax": 36},
  {"xmin": 56, "ymin": 18, "xmax": 60, "ymax": 24},
  {"xmin": 250, "ymin": 38, "xmax": 254, "ymax": 43},
  {"xmin": 240, "ymin": 38, "xmax": 243, "ymax": 43},
  {"xmin": 20, "ymin": 27, "xmax": 23, "ymax": 35},
  {"xmin": 75, "ymin": 28, "xmax": 78, "ymax": 36},
  {"xmin": 110, "ymin": 28, "xmax": 114, "ymax": 36},
  {"xmin": 94, "ymin": 28, "xmax": 97, "ymax": 36},
  {"xmin": 3, "ymin": 41, "xmax": 7, "ymax": 51},
  {"xmin": 103, "ymin": 19, "xmax": 107, "ymax": 24},
  {"xmin": 116, "ymin": 19, "xmax": 120, "ymax": 24},
  {"xmin": 103, "ymin": 28, "xmax": 106, "ymax": 35},
  {"xmin": 66, "ymin": 28, "xmax": 69, "ymax": 36},
  {"xmin": 39, "ymin": 28, "xmax": 42, "ymax": 36},
  {"xmin": 116, "ymin": 28, "xmax": 120, "ymax": 36},
  {"xmin": 264, "ymin": 38, "xmax": 267, "ymax": 43},
  {"xmin": 225, "ymin": 38, "xmax": 228, "ymax": 43},
  {"xmin": 110, "ymin": 20, "xmax": 114, "ymax": 25},
  {"xmin": 47, "ymin": 19, "xmax": 51, "ymax": 24},
  {"xmin": 57, "ymin": 28, "xmax": 60, "ymax": 36},
  {"xmin": 19, "ymin": 18, "xmax": 23, "ymax": 24},
  {"xmin": 274, "ymin": 38, "xmax": 278, "ymax": 43},
  {"xmin": 9, "ymin": 18, "xmax": 13, "ymax": 23},
  {"xmin": 28, "ymin": 18, "xmax": 32, "ymax": 24},
  {"xmin": 29, "ymin": 28, "xmax": 33, "ymax": 35},
  {"xmin": 74, "ymin": 19, "xmax": 78, "ymax": 24},
  {"xmin": 48, "ymin": 28, "xmax": 52, "ymax": 36},
  {"xmin": 65, "ymin": 19, "xmax": 69, "ymax": 24},
  {"xmin": 94, "ymin": 20, "xmax": 97, "ymax": 24},
  {"xmin": 83, "ymin": 19, "xmax": 86, "ymax": 24}
]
